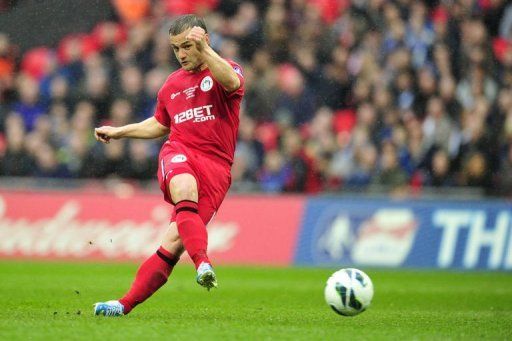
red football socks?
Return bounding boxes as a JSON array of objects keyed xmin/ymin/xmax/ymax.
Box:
[
  {"xmin": 175, "ymin": 200, "xmax": 210, "ymax": 269},
  {"xmin": 119, "ymin": 246, "xmax": 178, "ymax": 314}
]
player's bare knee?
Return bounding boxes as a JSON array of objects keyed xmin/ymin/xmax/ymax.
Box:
[
  {"xmin": 172, "ymin": 186, "xmax": 196, "ymax": 201},
  {"xmin": 169, "ymin": 174, "xmax": 198, "ymax": 202}
]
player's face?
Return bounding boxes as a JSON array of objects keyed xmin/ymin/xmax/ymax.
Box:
[{"xmin": 170, "ymin": 28, "xmax": 203, "ymax": 71}]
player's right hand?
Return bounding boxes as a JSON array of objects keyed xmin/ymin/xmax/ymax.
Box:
[
  {"xmin": 94, "ymin": 126, "xmax": 121, "ymax": 144},
  {"xmin": 186, "ymin": 26, "xmax": 207, "ymax": 53}
]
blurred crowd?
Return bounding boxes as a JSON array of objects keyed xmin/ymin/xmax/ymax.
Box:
[{"xmin": 2, "ymin": 0, "xmax": 512, "ymax": 196}]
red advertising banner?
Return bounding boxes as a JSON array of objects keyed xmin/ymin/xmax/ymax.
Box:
[
  {"xmin": 211, "ymin": 196, "xmax": 304, "ymax": 265},
  {"xmin": 0, "ymin": 190, "xmax": 304, "ymax": 265}
]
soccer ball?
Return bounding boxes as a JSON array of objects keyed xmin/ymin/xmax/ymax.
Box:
[{"xmin": 324, "ymin": 268, "xmax": 374, "ymax": 316}]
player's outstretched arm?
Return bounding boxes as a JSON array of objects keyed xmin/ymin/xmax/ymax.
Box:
[
  {"xmin": 187, "ymin": 26, "xmax": 240, "ymax": 93},
  {"xmin": 94, "ymin": 117, "xmax": 169, "ymax": 144}
]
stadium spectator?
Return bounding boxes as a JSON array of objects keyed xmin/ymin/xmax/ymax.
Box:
[
  {"xmin": 87, "ymin": 139, "xmax": 128, "ymax": 179},
  {"xmin": 244, "ymin": 50, "xmax": 278, "ymax": 122},
  {"xmin": 123, "ymin": 139, "xmax": 156, "ymax": 180},
  {"xmin": 12, "ymin": 75, "xmax": 45, "ymax": 131},
  {"xmin": 345, "ymin": 142, "xmax": 378, "ymax": 188},
  {"xmin": 0, "ymin": 33, "xmax": 15, "ymax": 101},
  {"xmin": 0, "ymin": 113, "xmax": 33, "ymax": 176},
  {"xmin": 258, "ymin": 149, "xmax": 290, "ymax": 193},
  {"xmin": 371, "ymin": 140, "xmax": 409, "ymax": 191},
  {"xmin": 282, "ymin": 128, "xmax": 314, "ymax": 192},
  {"xmin": 33, "ymin": 143, "xmax": 70, "ymax": 178},
  {"xmin": 423, "ymin": 149, "xmax": 456, "ymax": 187},
  {"xmin": 83, "ymin": 67, "xmax": 112, "ymax": 122},
  {"xmin": 112, "ymin": 0, "xmax": 151, "ymax": 25},
  {"xmin": 1, "ymin": 0, "xmax": 512, "ymax": 196},
  {"xmin": 60, "ymin": 132, "xmax": 90, "ymax": 178},
  {"xmin": 497, "ymin": 143, "xmax": 512, "ymax": 196},
  {"xmin": 460, "ymin": 151, "xmax": 493, "ymax": 190},
  {"xmin": 275, "ymin": 64, "xmax": 317, "ymax": 127},
  {"xmin": 422, "ymin": 96, "xmax": 458, "ymax": 155},
  {"xmin": 237, "ymin": 115, "xmax": 264, "ymax": 176}
]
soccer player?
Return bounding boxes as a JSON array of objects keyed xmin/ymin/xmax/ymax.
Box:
[{"xmin": 92, "ymin": 14, "xmax": 244, "ymax": 316}]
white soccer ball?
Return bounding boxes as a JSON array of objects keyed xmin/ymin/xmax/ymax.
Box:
[{"xmin": 324, "ymin": 268, "xmax": 374, "ymax": 316}]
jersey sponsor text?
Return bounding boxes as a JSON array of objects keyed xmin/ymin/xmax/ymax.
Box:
[{"xmin": 173, "ymin": 105, "xmax": 215, "ymax": 124}]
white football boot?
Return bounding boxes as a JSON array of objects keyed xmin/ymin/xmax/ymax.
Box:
[
  {"xmin": 93, "ymin": 300, "xmax": 124, "ymax": 317},
  {"xmin": 196, "ymin": 262, "xmax": 218, "ymax": 291}
]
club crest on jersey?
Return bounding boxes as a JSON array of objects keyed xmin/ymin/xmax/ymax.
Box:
[
  {"xmin": 200, "ymin": 76, "xmax": 213, "ymax": 92},
  {"xmin": 171, "ymin": 154, "xmax": 187, "ymax": 163}
]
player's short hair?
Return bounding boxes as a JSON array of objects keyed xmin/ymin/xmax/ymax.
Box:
[{"xmin": 168, "ymin": 14, "xmax": 208, "ymax": 36}]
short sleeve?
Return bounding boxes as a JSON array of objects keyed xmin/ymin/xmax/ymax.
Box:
[
  {"xmin": 225, "ymin": 61, "xmax": 245, "ymax": 98},
  {"xmin": 153, "ymin": 92, "xmax": 170, "ymax": 127}
]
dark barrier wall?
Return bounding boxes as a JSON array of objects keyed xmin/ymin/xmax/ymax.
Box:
[{"xmin": 0, "ymin": 0, "xmax": 115, "ymax": 51}]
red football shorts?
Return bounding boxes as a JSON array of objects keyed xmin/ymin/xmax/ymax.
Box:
[{"xmin": 157, "ymin": 141, "xmax": 231, "ymax": 224}]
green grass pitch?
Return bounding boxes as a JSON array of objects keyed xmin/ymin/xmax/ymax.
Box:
[{"xmin": 0, "ymin": 261, "xmax": 511, "ymax": 340}]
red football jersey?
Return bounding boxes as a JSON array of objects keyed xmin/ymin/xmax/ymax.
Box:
[{"xmin": 154, "ymin": 60, "xmax": 244, "ymax": 166}]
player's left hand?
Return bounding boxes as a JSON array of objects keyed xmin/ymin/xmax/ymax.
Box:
[{"xmin": 186, "ymin": 26, "xmax": 208, "ymax": 53}]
